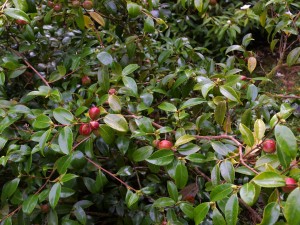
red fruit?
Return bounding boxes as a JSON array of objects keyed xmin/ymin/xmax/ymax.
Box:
[
  {"xmin": 72, "ymin": 0, "xmax": 81, "ymax": 7},
  {"xmin": 53, "ymin": 3, "xmax": 62, "ymax": 12},
  {"xmin": 282, "ymin": 177, "xmax": 297, "ymax": 193},
  {"xmin": 40, "ymin": 204, "xmax": 49, "ymax": 213},
  {"xmin": 81, "ymin": 76, "xmax": 91, "ymax": 86},
  {"xmin": 89, "ymin": 106, "xmax": 100, "ymax": 120},
  {"xmin": 90, "ymin": 121, "xmax": 99, "ymax": 130},
  {"xmin": 240, "ymin": 75, "xmax": 248, "ymax": 81},
  {"xmin": 108, "ymin": 88, "xmax": 116, "ymax": 95},
  {"xmin": 79, "ymin": 124, "xmax": 92, "ymax": 136},
  {"xmin": 262, "ymin": 139, "xmax": 276, "ymax": 153},
  {"xmin": 15, "ymin": 19, "xmax": 28, "ymax": 25},
  {"xmin": 158, "ymin": 140, "xmax": 173, "ymax": 150},
  {"xmin": 82, "ymin": 0, "xmax": 93, "ymax": 9},
  {"xmin": 47, "ymin": 1, "xmax": 54, "ymax": 7}
]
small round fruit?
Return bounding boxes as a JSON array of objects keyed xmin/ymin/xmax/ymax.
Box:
[
  {"xmin": 90, "ymin": 121, "xmax": 99, "ymax": 130},
  {"xmin": 158, "ymin": 140, "xmax": 173, "ymax": 150},
  {"xmin": 40, "ymin": 204, "xmax": 49, "ymax": 213},
  {"xmin": 108, "ymin": 88, "xmax": 116, "ymax": 95},
  {"xmin": 72, "ymin": 0, "xmax": 81, "ymax": 7},
  {"xmin": 282, "ymin": 177, "xmax": 297, "ymax": 193},
  {"xmin": 53, "ymin": 3, "xmax": 62, "ymax": 12},
  {"xmin": 262, "ymin": 139, "xmax": 276, "ymax": 153},
  {"xmin": 79, "ymin": 124, "xmax": 92, "ymax": 136},
  {"xmin": 47, "ymin": 1, "xmax": 54, "ymax": 7},
  {"xmin": 82, "ymin": 0, "xmax": 93, "ymax": 9},
  {"xmin": 16, "ymin": 19, "xmax": 28, "ymax": 25},
  {"xmin": 71, "ymin": 150, "xmax": 87, "ymax": 169},
  {"xmin": 240, "ymin": 75, "xmax": 248, "ymax": 81},
  {"xmin": 81, "ymin": 75, "xmax": 91, "ymax": 86},
  {"xmin": 209, "ymin": 0, "xmax": 217, "ymax": 5},
  {"xmin": 152, "ymin": 140, "xmax": 160, "ymax": 148},
  {"xmin": 89, "ymin": 106, "xmax": 100, "ymax": 120}
]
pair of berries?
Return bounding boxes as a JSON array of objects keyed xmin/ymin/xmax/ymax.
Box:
[{"xmin": 79, "ymin": 106, "xmax": 100, "ymax": 135}]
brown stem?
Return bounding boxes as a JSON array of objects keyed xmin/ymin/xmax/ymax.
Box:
[
  {"xmin": 85, "ymin": 156, "xmax": 137, "ymax": 192},
  {"xmin": 238, "ymin": 198, "xmax": 262, "ymax": 223}
]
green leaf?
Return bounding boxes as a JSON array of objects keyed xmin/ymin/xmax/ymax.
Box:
[
  {"xmin": 259, "ymin": 202, "xmax": 280, "ymax": 225},
  {"xmin": 211, "ymin": 141, "xmax": 232, "ymax": 156},
  {"xmin": 153, "ymin": 197, "xmax": 175, "ymax": 208},
  {"xmin": 220, "ymin": 86, "xmax": 240, "ymax": 102},
  {"xmin": 174, "ymin": 135, "xmax": 195, "ymax": 147},
  {"xmin": 194, "ymin": 202, "xmax": 210, "ymax": 224},
  {"xmin": 4, "ymin": 8, "xmax": 30, "ymax": 23},
  {"xmin": 180, "ymin": 202, "xmax": 194, "ymax": 219},
  {"xmin": 177, "ymin": 143, "xmax": 200, "ymax": 155},
  {"xmin": 158, "ymin": 50, "xmax": 172, "ymax": 65},
  {"xmin": 1, "ymin": 178, "xmax": 20, "ymax": 201},
  {"xmin": 49, "ymin": 183, "xmax": 61, "ymax": 208},
  {"xmin": 179, "ymin": 98, "xmax": 206, "ymax": 110},
  {"xmin": 240, "ymin": 183, "xmax": 260, "ymax": 206},
  {"xmin": 103, "ymin": 114, "xmax": 128, "ymax": 132},
  {"xmin": 125, "ymin": 190, "xmax": 139, "ymax": 208},
  {"xmin": 211, "ymin": 164, "xmax": 221, "ymax": 186},
  {"xmin": 225, "ymin": 194, "xmax": 239, "ymax": 225},
  {"xmin": 0, "ymin": 72, "xmax": 5, "ymax": 85},
  {"xmin": 144, "ymin": 16, "xmax": 155, "ymax": 33},
  {"xmin": 239, "ymin": 123, "xmax": 255, "ymax": 147},
  {"xmin": 194, "ymin": 0, "xmax": 204, "ymax": 13},
  {"xmin": 55, "ymin": 155, "xmax": 72, "ymax": 174},
  {"xmin": 108, "ymin": 94, "xmax": 121, "ymax": 112},
  {"xmin": 247, "ymin": 84, "xmax": 258, "ymax": 101},
  {"xmin": 39, "ymin": 129, "xmax": 52, "ymax": 150},
  {"xmin": 53, "ymin": 108, "xmax": 74, "ymax": 125},
  {"xmin": 275, "ymin": 125, "xmax": 297, "ymax": 158},
  {"xmin": 22, "ymin": 194, "xmax": 38, "ymax": 214},
  {"xmin": 73, "ymin": 206, "xmax": 86, "ymax": 225},
  {"xmin": 146, "ymin": 150, "xmax": 174, "ymax": 166},
  {"xmin": 215, "ymin": 100, "xmax": 226, "ymax": 125},
  {"xmin": 174, "ymin": 161, "xmax": 188, "ymax": 189},
  {"xmin": 158, "ymin": 102, "xmax": 177, "ymax": 112},
  {"xmin": 252, "ymin": 172, "xmax": 285, "ymax": 187},
  {"xmin": 254, "ymin": 119, "xmax": 265, "ymax": 140},
  {"xmin": 122, "ymin": 76, "xmax": 138, "ymax": 95},
  {"xmin": 225, "ymin": 45, "xmax": 245, "ymax": 54},
  {"xmin": 212, "ymin": 208, "xmax": 226, "ymax": 225},
  {"xmin": 97, "ymin": 52, "xmax": 113, "ymax": 65},
  {"xmin": 200, "ymin": 82, "xmax": 215, "ymax": 98},
  {"xmin": 60, "ymin": 174, "xmax": 78, "ymax": 183},
  {"xmin": 122, "ymin": 64, "xmax": 140, "ymax": 76},
  {"xmin": 99, "ymin": 125, "xmax": 115, "ymax": 144},
  {"xmin": 210, "ymin": 184, "xmax": 233, "ymax": 202},
  {"xmin": 127, "ymin": 2, "xmax": 141, "ymax": 18},
  {"xmin": 284, "ymin": 188, "xmax": 300, "ymax": 225},
  {"xmin": 220, "ymin": 161, "xmax": 235, "ymax": 183},
  {"xmin": 167, "ymin": 181, "xmax": 178, "ymax": 202},
  {"xmin": 47, "ymin": 209, "xmax": 58, "ymax": 225},
  {"xmin": 13, "ymin": 0, "xmax": 28, "ymax": 11},
  {"xmin": 58, "ymin": 127, "xmax": 73, "ymax": 154},
  {"xmin": 132, "ymin": 146, "xmax": 153, "ymax": 162},
  {"xmin": 286, "ymin": 47, "xmax": 300, "ymax": 66}
]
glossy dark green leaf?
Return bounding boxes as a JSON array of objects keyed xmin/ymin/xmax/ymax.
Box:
[
  {"xmin": 32, "ymin": 114, "xmax": 52, "ymax": 129},
  {"xmin": 284, "ymin": 188, "xmax": 300, "ymax": 225},
  {"xmin": 49, "ymin": 183, "xmax": 61, "ymax": 208},
  {"xmin": 275, "ymin": 125, "xmax": 297, "ymax": 158},
  {"xmin": 132, "ymin": 146, "xmax": 153, "ymax": 162},
  {"xmin": 108, "ymin": 94, "xmax": 121, "ymax": 112},
  {"xmin": 215, "ymin": 100, "xmax": 226, "ymax": 125},
  {"xmin": 53, "ymin": 108, "xmax": 74, "ymax": 125},
  {"xmin": 167, "ymin": 181, "xmax": 178, "ymax": 202},
  {"xmin": 47, "ymin": 209, "xmax": 58, "ymax": 225},
  {"xmin": 286, "ymin": 47, "xmax": 300, "ymax": 66},
  {"xmin": 22, "ymin": 194, "xmax": 38, "ymax": 214},
  {"xmin": 174, "ymin": 161, "xmax": 188, "ymax": 189},
  {"xmin": 158, "ymin": 50, "xmax": 172, "ymax": 65},
  {"xmin": 225, "ymin": 194, "xmax": 239, "ymax": 225},
  {"xmin": 4, "ymin": 8, "xmax": 30, "ymax": 22},
  {"xmin": 1, "ymin": 178, "xmax": 20, "ymax": 201},
  {"xmin": 179, "ymin": 98, "xmax": 206, "ymax": 110},
  {"xmin": 220, "ymin": 161, "xmax": 235, "ymax": 183},
  {"xmin": 153, "ymin": 197, "xmax": 175, "ymax": 208},
  {"xmin": 180, "ymin": 202, "xmax": 194, "ymax": 219},
  {"xmin": 220, "ymin": 86, "xmax": 240, "ymax": 102},
  {"xmin": 125, "ymin": 190, "xmax": 139, "ymax": 208},
  {"xmin": 211, "ymin": 141, "xmax": 232, "ymax": 156},
  {"xmin": 127, "ymin": 2, "xmax": 141, "ymax": 18},
  {"xmin": 174, "ymin": 135, "xmax": 195, "ymax": 147},
  {"xmin": 239, "ymin": 123, "xmax": 254, "ymax": 147},
  {"xmin": 239, "ymin": 182, "xmax": 260, "ymax": 206},
  {"xmin": 58, "ymin": 127, "xmax": 73, "ymax": 155},
  {"xmin": 103, "ymin": 114, "xmax": 128, "ymax": 132},
  {"xmin": 212, "ymin": 208, "xmax": 226, "ymax": 225},
  {"xmin": 210, "ymin": 184, "xmax": 233, "ymax": 202},
  {"xmin": 252, "ymin": 172, "xmax": 285, "ymax": 187},
  {"xmin": 99, "ymin": 124, "xmax": 115, "ymax": 144},
  {"xmin": 73, "ymin": 206, "xmax": 87, "ymax": 225},
  {"xmin": 259, "ymin": 202, "xmax": 280, "ymax": 225},
  {"xmin": 97, "ymin": 52, "xmax": 113, "ymax": 65},
  {"xmin": 211, "ymin": 164, "xmax": 221, "ymax": 186},
  {"xmin": 146, "ymin": 150, "xmax": 174, "ymax": 166},
  {"xmin": 194, "ymin": 202, "xmax": 210, "ymax": 224},
  {"xmin": 122, "ymin": 76, "xmax": 138, "ymax": 95},
  {"xmin": 158, "ymin": 102, "xmax": 177, "ymax": 112},
  {"xmin": 55, "ymin": 155, "xmax": 72, "ymax": 174}
]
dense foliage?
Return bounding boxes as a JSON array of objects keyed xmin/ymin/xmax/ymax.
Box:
[{"xmin": 0, "ymin": 0, "xmax": 300, "ymax": 224}]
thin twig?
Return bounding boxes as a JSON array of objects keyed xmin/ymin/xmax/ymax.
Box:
[{"xmin": 238, "ymin": 198, "xmax": 262, "ymax": 223}]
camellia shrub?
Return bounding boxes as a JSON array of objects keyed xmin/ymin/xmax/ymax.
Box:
[{"xmin": 0, "ymin": 0, "xmax": 299, "ymax": 224}]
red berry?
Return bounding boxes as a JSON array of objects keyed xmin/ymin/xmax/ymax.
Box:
[
  {"xmin": 90, "ymin": 121, "xmax": 99, "ymax": 130},
  {"xmin": 47, "ymin": 1, "xmax": 54, "ymax": 7},
  {"xmin": 79, "ymin": 124, "xmax": 92, "ymax": 136},
  {"xmin": 158, "ymin": 140, "xmax": 173, "ymax": 150},
  {"xmin": 82, "ymin": 0, "xmax": 93, "ymax": 9},
  {"xmin": 108, "ymin": 88, "xmax": 116, "ymax": 95},
  {"xmin": 53, "ymin": 3, "xmax": 62, "ymax": 12},
  {"xmin": 72, "ymin": 0, "xmax": 81, "ymax": 7},
  {"xmin": 89, "ymin": 106, "xmax": 100, "ymax": 120},
  {"xmin": 152, "ymin": 140, "xmax": 160, "ymax": 148},
  {"xmin": 282, "ymin": 177, "xmax": 297, "ymax": 193},
  {"xmin": 81, "ymin": 75, "xmax": 91, "ymax": 86},
  {"xmin": 240, "ymin": 75, "xmax": 248, "ymax": 81},
  {"xmin": 15, "ymin": 19, "xmax": 28, "ymax": 25},
  {"xmin": 262, "ymin": 139, "xmax": 276, "ymax": 153}
]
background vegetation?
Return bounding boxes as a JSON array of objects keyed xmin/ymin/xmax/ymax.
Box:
[{"xmin": 0, "ymin": 0, "xmax": 299, "ymax": 224}]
